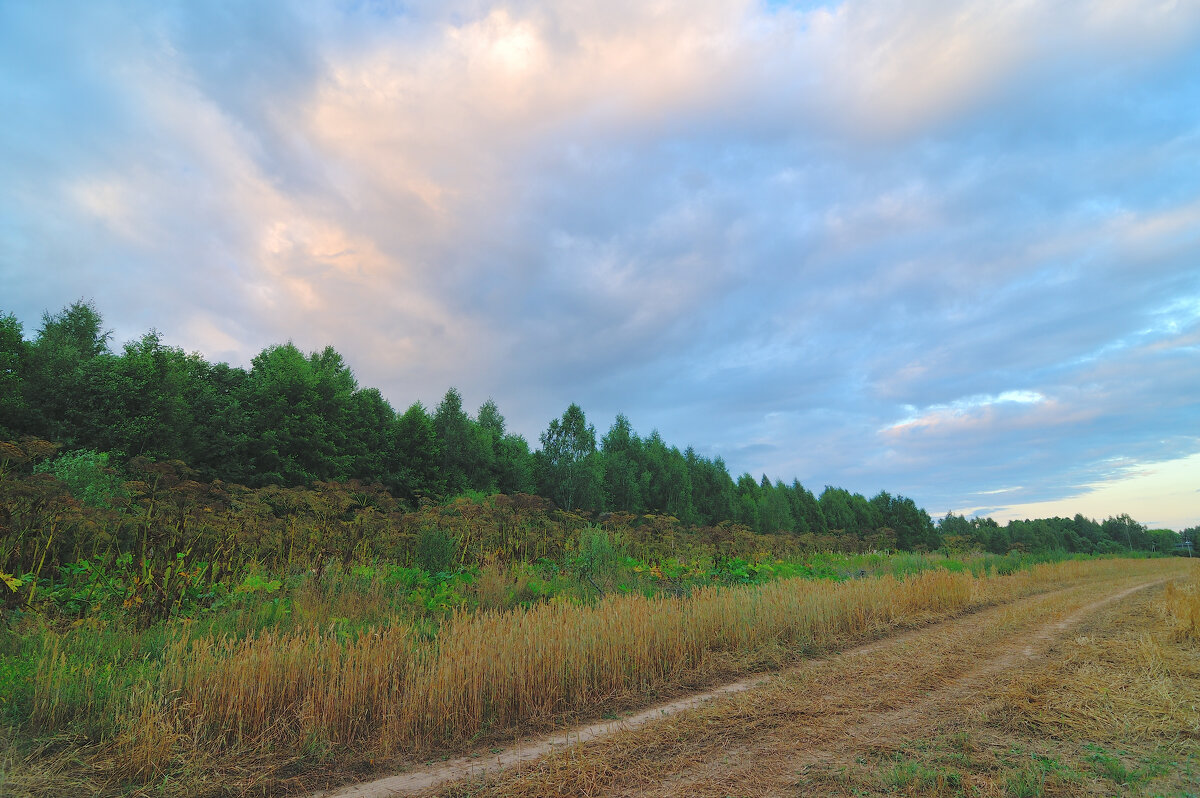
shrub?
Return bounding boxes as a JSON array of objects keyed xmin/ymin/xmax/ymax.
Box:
[
  {"xmin": 33, "ymin": 450, "xmax": 127, "ymax": 509},
  {"xmin": 571, "ymin": 526, "xmax": 624, "ymax": 593},
  {"xmin": 415, "ymin": 526, "xmax": 456, "ymax": 575}
]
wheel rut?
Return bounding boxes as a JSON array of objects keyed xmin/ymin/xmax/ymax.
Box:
[{"xmin": 309, "ymin": 579, "xmax": 1162, "ymax": 798}]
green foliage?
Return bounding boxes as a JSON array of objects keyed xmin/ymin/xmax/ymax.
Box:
[
  {"xmin": 394, "ymin": 402, "xmax": 441, "ymax": 502},
  {"xmin": 569, "ymin": 526, "xmax": 625, "ymax": 592},
  {"xmin": 601, "ymin": 414, "xmax": 647, "ymax": 513},
  {"xmin": 1083, "ymin": 744, "xmax": 1166, "ymax": 787},
  {"xmin": 758, "ymin": 478, "xmax": 795, "ymax": 534},
  {"xmin": 0, "ymin": 300, "xmax": 1177, "ymax": 565},
  {"xmin": 434, "ymin": 388, "xmax": 482, "ymax": 494},
  {"xmin": 235, "ymin": 573, "xmax": 283, "ymax": 595},
  {"xmin": 32, "ymin": 449, "xmax": 127, "ymax": 508},
  {"xmin": 40, "ymin": 555, "xmax": 132, "ymax": 615},
  {"xmin": 415, "ymin": 526, "xmax": 457, "ymax": 575},
  {"xmin": 34, "ymin": 551, "xmax": 216, "ymax": 621},
  {"xmin": 885, "ymin": 756, "xmax": 944, "ymax": 791},
  {"xmin": 22, "ymin": 300, "xmax": 111, "ymax": 445},
  {"xmin": 493, "ymin": 432, "xmax": 535, "ymax": 495},
  {"xmin": 714, "ymin": 556, "xmax": 758, "ymax": 584},
  {"xmin": 642, "ymin": 431, "xmax": 694, "ymax": 522},
  {"xmin": 938, "ymin": 510, "xmax": 1181, "ymax": 558},
  {"xmin": 537, "ymin": 403, "xmax": 602, "ymax": 511},
  {"xmin": 247, "ymin": 342, "xmax": 354, "ymax": 485},
  {"xmin": 0, "ymin": 312, "xmax": 28, "ymax": 437},
  {"xmin": 689, "ymin": 453, "xmax": 736, "ymax": 525}
]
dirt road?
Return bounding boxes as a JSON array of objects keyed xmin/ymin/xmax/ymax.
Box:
[{"xmin": 312, "ymin": 574, "xmax": 1172, "ymax": 798}]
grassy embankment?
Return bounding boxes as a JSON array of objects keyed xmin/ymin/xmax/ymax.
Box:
[{"xmin": 0, "ymin": 552, "xmax": 1179, "ymax": 797}]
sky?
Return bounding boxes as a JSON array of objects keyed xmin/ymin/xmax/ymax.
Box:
[{"xmin": 1, "ymin": 1, "xmax": 1198, "ymax": 530}]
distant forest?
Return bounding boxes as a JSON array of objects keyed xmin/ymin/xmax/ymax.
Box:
[{"xmin": 1, "ymin": 301, "xmax": 1192, "ymax": 555}]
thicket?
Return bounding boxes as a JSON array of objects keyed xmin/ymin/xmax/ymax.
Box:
[
  {"xmin": 2, "ymin": 436, "xmax": 1177, "ymax": 628},
  {"xmin": 939, "ymin": 510, "xmax": 1185, "ymax": 556},
  {"xmin": 0, "ymin": 302, "xmax": 941, "ymax": 541},
  {"xmin": 0, "ymin": 435, "xmax": 950, "ymax": 623},
  {"xmin": 0, "ymin": 301, "xmax": 1180, "ymax": 561}
]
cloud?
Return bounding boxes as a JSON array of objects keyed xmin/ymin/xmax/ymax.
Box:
[
  {"xmin": 1, "ymin": 0, "xmax": 1198, "ymax": 528},
  {"xmin": 983, "ymin": 451, "xmax": 1200, "ymax": 531},
  {"xmin": 884, "ymin": 391, "xmax": 1049, "ymax": 434}
]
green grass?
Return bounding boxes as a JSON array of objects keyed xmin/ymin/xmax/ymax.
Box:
[
  {"xmin": 1003, "ymin": 751, "xmax": 1082, "ymax": 797},
  {"xmin": 1084, "ymin": 744, "xmax": 1170, "ymax": 788},
  {"xmin": 886, "ymin": 755, "xmax": 955, "ymax": 792}
]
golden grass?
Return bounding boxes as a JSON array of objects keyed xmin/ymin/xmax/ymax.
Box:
[
  {"xmin": 1164, "ymin": 576, "xmax": 1200, "ymax": 643},
  {"xmin": 430, "ymin": 561, "xmax": 1197, "ymax": 798},
  {"xmin": 997, "ymin": 569, "xmax": 1200, "ymax": 749},
  {"xmin": 160, "ymin": 564, "xmax": 1031, "ymax": 753},
  {"xmin": 0, "ymin": 730, "xmax": 105, "ymax": 798},
  {"xmin": 19, "ymin": 558, "xmax": 1189, "ymax": 795}
]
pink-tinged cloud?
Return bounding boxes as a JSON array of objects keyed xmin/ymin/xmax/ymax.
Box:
[
  {"xmin": 880, "ymin": 391, "xmax": 1100, "ymax": 439},
  {"xmin": 2, "ymin": 0, "xmax": 1198, "ymax": 528}
]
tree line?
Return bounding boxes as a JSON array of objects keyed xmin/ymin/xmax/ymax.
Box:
[
  {"xmin": 940, "ymin": 512, "xmax": 1190, "ymax": 556},
  {"xmin": 0, "ymin": 301, "xmax": 1186, "ymax": 555}
]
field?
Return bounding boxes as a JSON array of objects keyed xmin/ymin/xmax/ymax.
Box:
[
  {"xmin": 412, "ymin": 563, "xmax": 1200, "ymax": 798},
  {"xmin": 2, "ymin": 552, "xmax": 1195, "ymax": 797}
]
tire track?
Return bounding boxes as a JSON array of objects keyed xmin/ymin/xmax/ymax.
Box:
[
  {"xmin": 795, "ymin": 578, "xmax": 1166, "ymax": 763},
  {"xmin": 309, "ymin": 581, "xmax": 1120, "ymax": 798}
]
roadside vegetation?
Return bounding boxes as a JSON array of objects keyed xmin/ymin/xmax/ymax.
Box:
[
  {"xmin": 431, "ymin": 565, "xmax": 1198, "ymax": 798},
  {"xmin": 0, "ymin": 481, "xmax": 1183, "ymax": 798},
  {"xmin": 790, "ymin": 569, "xmax": 1200, "ymax": 798},
  {"xmin": 1, "ymin": 300, "xmax": 1194, "ymax": 796}
]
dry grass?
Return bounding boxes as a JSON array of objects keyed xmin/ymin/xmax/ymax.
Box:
[
  {"xmin": 0, "ymin": 729, "xmax": 105, "ymax": 798},
  {"xmin": 13, "ymin": 558, "xmax": 1190, "ymax": 796},
  {"xmin": 1164, "ymin": 576, "xmax": 1200, "ymax": 643},
  {"xmin": 996, "ymin": 571, "xmax": 1200, "ymax": 749},
  {"xmin": 423, "ymin": 561, "xmax": 1197, "ymax": 798},
  {"xmin": 150, "ymin": 560, "xmax": 1113, "ymax": 755}
]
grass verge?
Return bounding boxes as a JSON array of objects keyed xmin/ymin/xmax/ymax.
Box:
[
  {"xmin": 426, "ymin": 560, "xmax": 1196, "ymax": 798},
  {"xmin": 1, "ymin": 558, "xmax": 1190, "ymax": 796}
]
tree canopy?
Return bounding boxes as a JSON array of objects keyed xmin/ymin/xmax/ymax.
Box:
[{"xmin": 0, "ymin": 301, "xmax": 1183, "ymax": 555}]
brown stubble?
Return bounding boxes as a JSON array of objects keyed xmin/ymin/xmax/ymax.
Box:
[{"xmin": 431, "ymin": 563, "xmax": 1195, "ymax": 798}]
